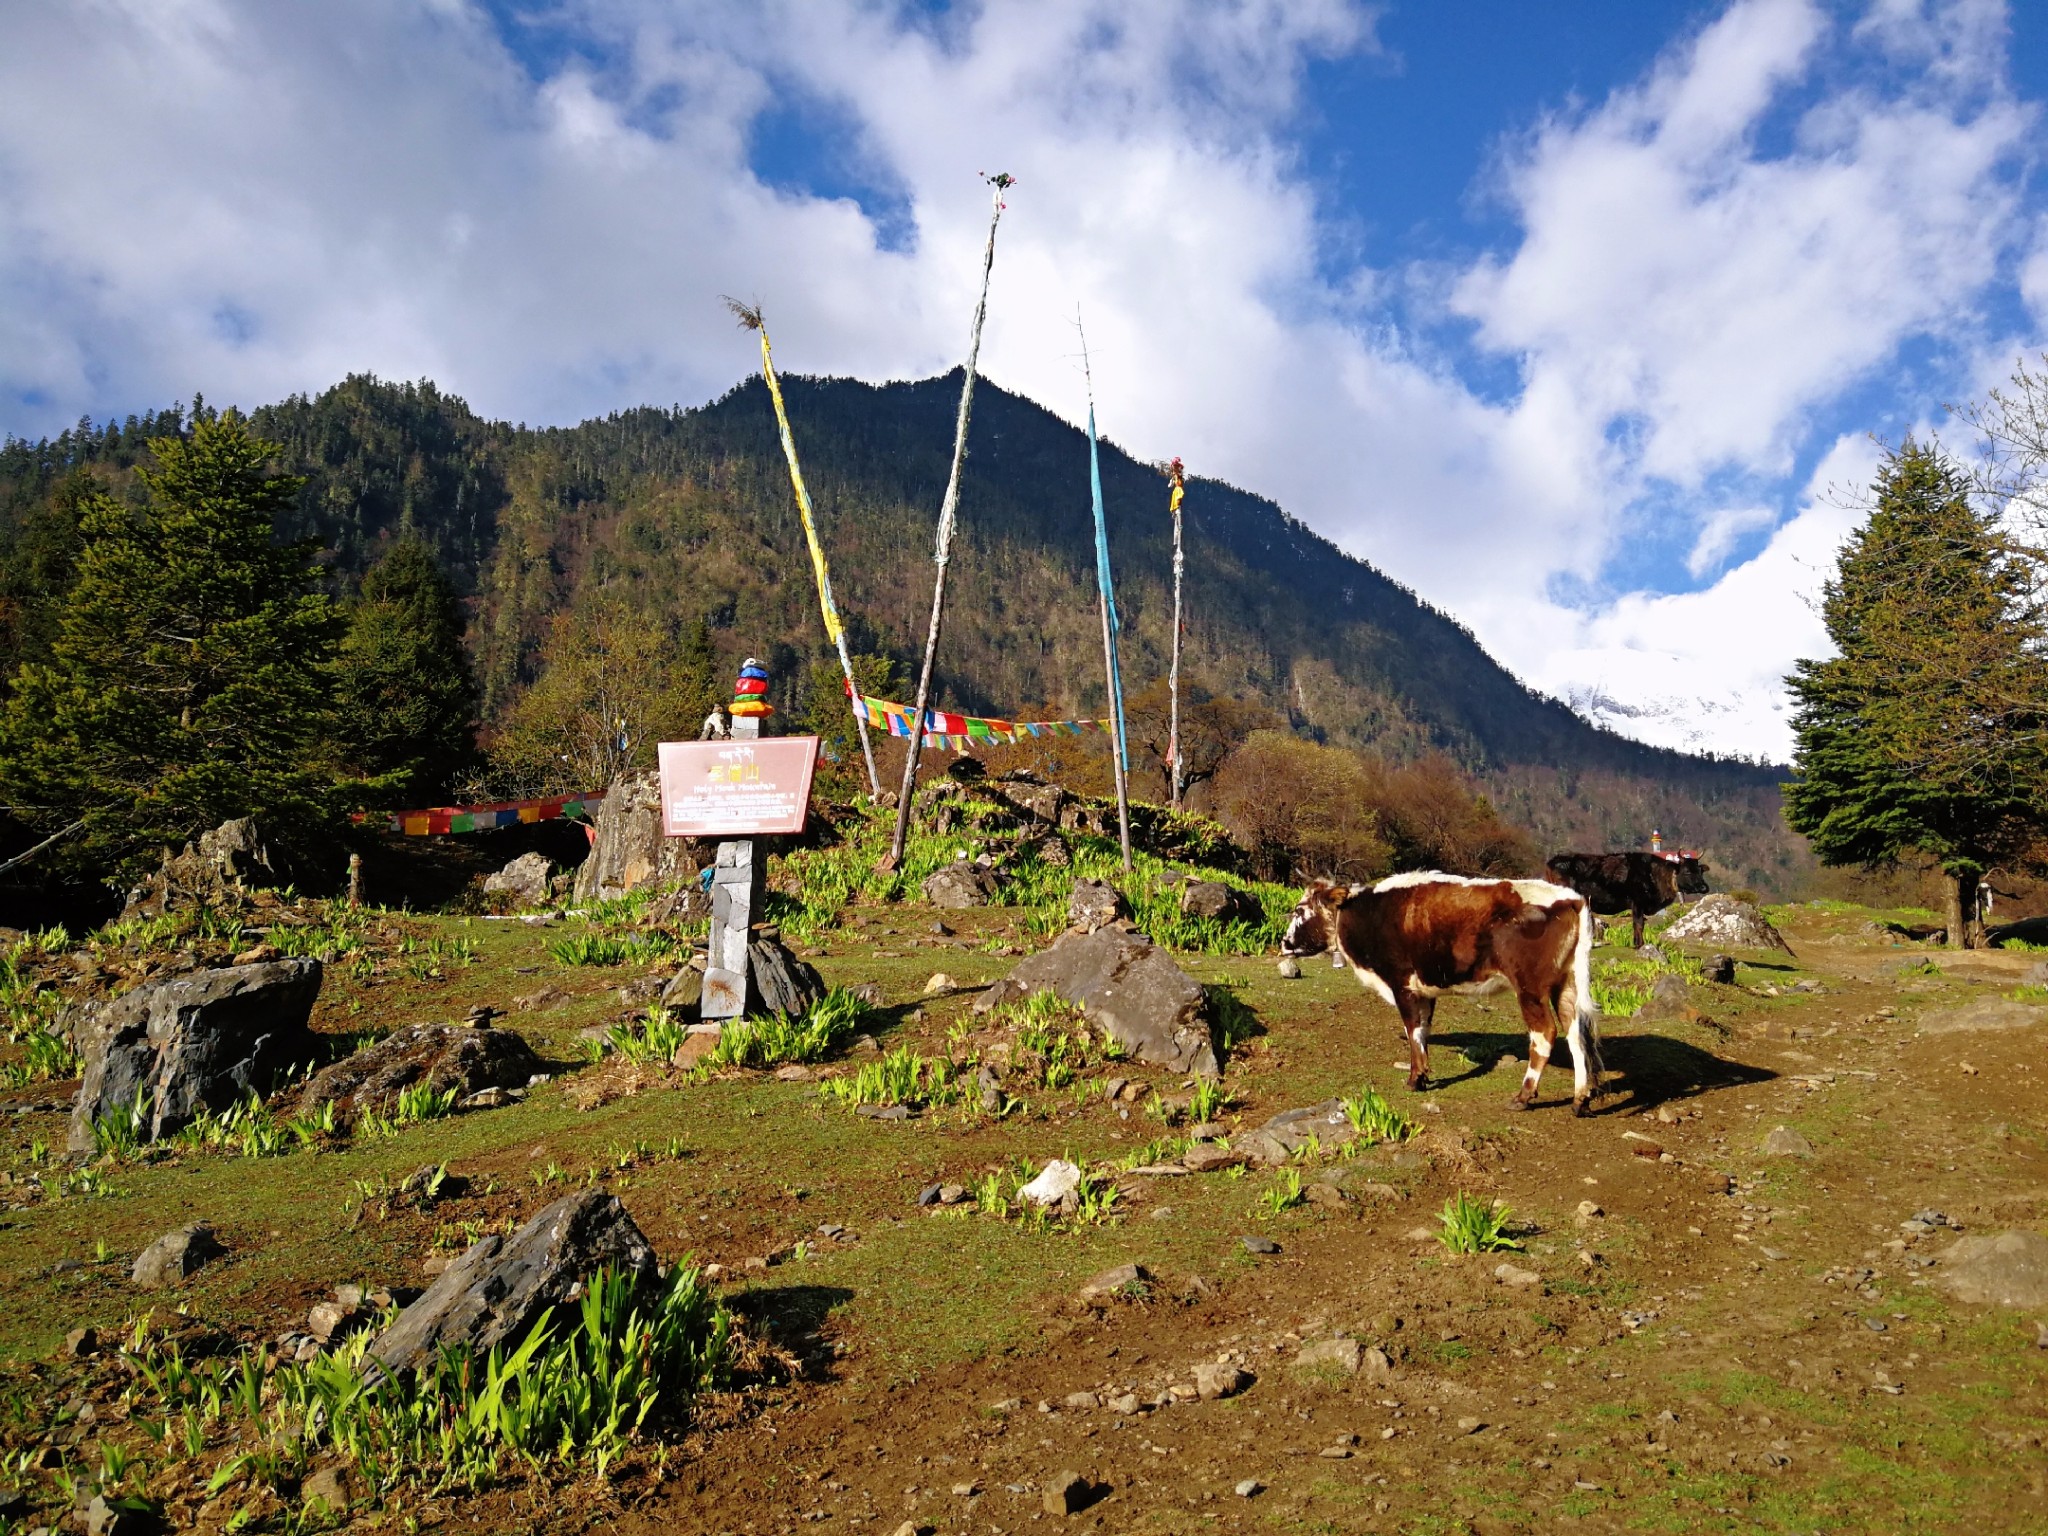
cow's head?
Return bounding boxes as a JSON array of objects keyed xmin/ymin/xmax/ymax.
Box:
[
  {"xmin": 1675, "ymin": 856, "xmax": 1710, "ymax": 896},
  {"xmin": 1281, "ymin": 880, "xmax": 1355, "ymax": 957}
]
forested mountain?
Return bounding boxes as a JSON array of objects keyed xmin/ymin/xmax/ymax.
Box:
[{"xmin": 0, "ymin": 372, "xmax": 1809, "ymax": 893}]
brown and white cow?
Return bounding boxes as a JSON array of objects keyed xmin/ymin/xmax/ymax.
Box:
[{"xmin": 1282, "ymin": 871, "xmax": 1603, "ymax": 1114}]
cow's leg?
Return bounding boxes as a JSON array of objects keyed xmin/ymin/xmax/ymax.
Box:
[
  {"xmin": 1400, "ymin": 994, "xmax": 1434, "ymax": 1091},
  {"xmin": 1508, "ymin": 991, "xmax": 1556, "ymax": 1108},
  {"xmin": 1632, "ymin": 904, "xmax": 1646, "ymax": 949}
]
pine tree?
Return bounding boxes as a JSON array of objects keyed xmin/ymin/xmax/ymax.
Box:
[
  {"xmin": 1784, "ymin": 442, "xmax": 2048, "ymax": 946},
  {"xmin": 0, "ymin": 413, "xmax": 341, "ymax": 879},
  {"xmin": 335, "ymin": 538, "xmax": 479, "ymax": 801}
]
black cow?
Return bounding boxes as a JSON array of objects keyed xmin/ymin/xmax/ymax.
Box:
[{"xmin": 1544, "ymin": 852, "xmax": 1709, "ymax": 948}]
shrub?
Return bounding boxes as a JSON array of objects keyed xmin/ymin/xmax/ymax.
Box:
[
  {"xmin": 707, "ymin": 987, "xmax": 868, "ymax": 1069},
  {"xmin": 818, "ymin": 1046, "xmax": 959, "ymax": 1110},
  {"xmin": 1340, "ymin": 1085, "xmax": 1414, "ymax": 1145}
]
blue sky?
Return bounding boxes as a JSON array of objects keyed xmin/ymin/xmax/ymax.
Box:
[{"xmin": 2, "ymin": 0, "xmax": 2043, "ymax": 760}]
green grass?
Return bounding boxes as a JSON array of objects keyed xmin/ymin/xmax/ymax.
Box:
[
  {"xmin": 1437, "ymin": 1190, "xmax": 1521, "ymax": 1254},
  {"xmin": 817, "ymin": 1045, "xmax": 961, "ymax": 1110},
  {"xmin": 1340, "ymin": 1084, "xmax": 1416, "ymax": 1144},
  {"xmin": 1592, "ymin": 950, "xmax": 1707, "ymax": 1017},
  {"xmin": 707, "ymin": 987, "xmax": 870, "ymax": 1069}
]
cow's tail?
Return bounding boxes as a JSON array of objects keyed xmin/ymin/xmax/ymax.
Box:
[{"xmin": 1565, "ymin": 895, "xmax": 1604, "ymax": 1085}]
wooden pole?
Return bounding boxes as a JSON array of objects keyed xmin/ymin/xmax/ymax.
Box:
[
  {"xmin": 1078, "ymin": 318, "xmax": 1132, "ymax": 871},
  {"xmin": 887, "ymin": 173, "xmax": 1013, "ymax": 866},
  {"xmin": 1167, "ymin": 458, "xmax": 1186, "ymax": 810},
  {"xmin": 727, "ymin": 300, "xmax": 883, "ymax": 799}
]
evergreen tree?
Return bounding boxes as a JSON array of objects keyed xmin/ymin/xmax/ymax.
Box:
[
  {"xmin": 335, "ymin": 537, "xmax": 479, "ymax": 801},
  {"xmin": 0, "ymin": 413, "xmax": 342, "ymax": 880},
  {"xmin": 1784, "ymin": 442, "xmax": 2048, "ymax": 946}
]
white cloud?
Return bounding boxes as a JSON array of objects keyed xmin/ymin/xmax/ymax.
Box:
[
  {"xmin": 1535, "ymin": 434, "xmax": 1880, "ymax": 761},
  {"xmin": 0, "ymin": 0, "xmax": 2038, "ymax": 764}
]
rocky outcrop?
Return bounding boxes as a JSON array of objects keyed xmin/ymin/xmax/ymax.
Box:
[
  {"xmin": 923, "ymin": 858, "xmax": 999, "ymax": 909},
  {"xmin": 981, "ymin": 927, "xmax": 1217, "ymax": 1077},
  {"xmin": 300, "ymin": 1022, "xmax": 542, "ymax": 1122},
  {"xmin": 1664, "ymin": 894, "xmax": 1793, "ymax": 954},
  {"xmin": 122, "ymin": 818, "xmax": 276, "ymax": 918},
  {"xmin": 367, "ymin": 1189, "xmax": 657, "ymax": 1380},
  {"xmin": 574, "ymin": 773, "xmax": 701, "ymax": 903},
  {"xmin": 68, "ymin": 959, "xmax": 323, "ymax": 1152},
  {"xmin": 482, "ymin": 852, "xmax": 555, "ymax": 909}
]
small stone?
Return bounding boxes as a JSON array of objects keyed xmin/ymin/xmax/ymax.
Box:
[
  {"xmin": 855, "ymin": 1103, "xmax": 912, "ymax": 1122},
  {"xmin": 774, "ymin": 1064, "xmax": 814, "ymax": 1082},
  {"xmin": 1574, "ymin": 1200, "xmax": 1603, "ymax": 1227},
  {"xmin": 924, "ymin": 973, "xmax": 957, "ymax": 996},
  {"xmin": 1761, "ymin": 1126, "xmax": 1815, "ymax": 1158},
  {"xmin": 889, "ymin": 1524, "xmax": 921, "ymax": 1536},
  {"xmin": 1107, "ymin": 1392, "xmax": 1141, "ymax": 1415},
  {"xmin": 0, "ymin": 1488, "xmax": 23, "ymax": 1520},
  {"xmin": 1654, "ymin": 1104, "xmax": 1680, "ymax": 1125},
  {"xmin": 2034, "ymin": 1321, "xmax": 2048, "ymax": 1349},
  {"xmin": 1240, "ymin": 1234, "xmax": 1280, "ymax": 1255},
  {"xmin": 86, "ymin": 1495, "xmax": 125, "ymax": 1536},
  {"xmin": 1103, "ymin": 1076, "xmax": 1129, "ymax": 1103},
  {"xmin": 62, "ymin": 1326, "xmax": 98, "ymax": 1359},
  {"xmin": 1318, "ymin": 1444, "xmax": 1352, "ymax": 1459},
  {"xmin": 1277, "ymin": 957, "xmax": 1301, "ymax": 979},
  {"xmin": 1182, "ymin": 1144, "xmax": 1246, "ymax": 1173},
  {"xmin": 938, "ymin": 1183, "xmax": 968, "ymax": 1205},
  {"xmin": 1294, "ymin": 1336, "xmax": 1362, "ymax": 1375},
  {"xmin": 1019, "ymin": 1159, "xmax": 1082, "ymax": 1207},
  {"xmin": 306, "ymin": 1300, "xmax": 358, "ymax": 1342},
  {"xmin": 1234, "ymin": 1477, "xmax": 1263, "ymax": 1497},
  {"xmin": 1493, "ymin": 1262, "xmax": 1542, "ymax": 1288},
  {"xmin": 1194, "ymin": 1362, "xmax": 1252, "ymax": 1400},
  {"xmin": 1079, "ymin": 1263, "xmax": 1151, "ymax": 1298},
  {"xmin": 1457, "ymin": 1415, "xmax": 1484, "ymax": 1433},
  {"xmin": 951, "ymin": 1481, "xmax": 979, "ymax": 1497},
  {"xmin": 1043, "ymin": 1470, "xmax": 1088, "ymax": 1515},
  {"xmin": 1864, "ymin": 1317, "xmax": 1888, "ymax": 1332},
  {"xmin": 301, "ymin": 1464, "xmax": 352, "ymax": 1514},
  {"xmin": 987, "ymin": 1398, "xmax": 1023, "ymax": 1415},
  {"xmin": 131, "ymin": 1223, "xmax": 223, "ymax": 1289},
  {"xmin": 1064, "ymin": 1391, "xmax": 1099, "ymax": 1411},
  {"xmin": 916, "ymin": 1183, "xmax": 944, "ymax": 1207}
]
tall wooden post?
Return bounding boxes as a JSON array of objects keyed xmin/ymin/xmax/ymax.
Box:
[
  {"xmin": 1167, "ymin": 458, "xmax": 1186, "ymax": 809},
  {"xmin": 887, "ymin": 172, "xmax": 1013, "ymax": 867}
]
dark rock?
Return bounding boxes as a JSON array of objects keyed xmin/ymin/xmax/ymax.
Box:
[
  {"xmin": 1067, "ymin": 879, "xmax": 1125, "ymax": 933},
  {"xmin": 980, "ymin": 927, "xmax": 1217, "ymax": 1077},
  {"xmin": 301, "ymin": 1023, "xmax": 541, "ymax": 1124},
  {"xmin": 616, "ymin": 974, "xmax": 667, "ymax": 1007},
  {"xmin": 924, "ymin": 860, "xmax": 998, "ymax": 910},
  {"xmin": 985, "ymin": 778, "xmax": 1067, "ymax": 825},
  {"xmin": 68, "ymin": 959, "xmax": 323, "ymax": 1152},
  {"xmin": 482, "ymin": 852, "xmax": 554, "ymax": 909},
  {"xmin": 575, "ymin": 773, "xmax": 700, "ymax": 902},
  {"xmin": 1020, "ymin": 832, "xmax": 1071, "ymax": 868},
  {"xmin": 0, "ymin": 1487, "xmax": 22, "ymax": 1520},
  {"xmin": 917, "ymin": 1183, "xmax": 944, "ymax": 1206},
  {"xmin": 642, "ymin": 885, "xmax": 711, "ymax": 928},
  {"xmin": 1635, "ymin": 973, "xmax": 1697, "ymax": 1022},
  {"xmin": 368, "ymin": 1189, "xmax": 656, "ymax": 1381},
  {"xmin": 1705, "ymin": 953, "xmax": 1737, "ymax": 984},
  {"xmin": 132, "ymin": 1223, "xmax": 223, "ymax": 1288},
  {"xmin": 1180, "ymin": 881, "xmax": 1253, "ymax": 924},
  {"xmin": 749, "ymin": 937, "xmax": 827, "ymax": 1017}
]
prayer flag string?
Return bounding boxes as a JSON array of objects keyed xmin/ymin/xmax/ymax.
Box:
[
  {"xmin": 350, "ymin": 791, "xmax": 606, "ymax": 837},
  {"xmin": 849, "ymin": 691, "xmax": 1109, "ymax": 750}
]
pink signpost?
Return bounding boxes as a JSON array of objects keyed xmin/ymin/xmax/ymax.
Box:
[{"xmin": 657, "ymin": 678, "xmax": 818, "ymax": 1020}]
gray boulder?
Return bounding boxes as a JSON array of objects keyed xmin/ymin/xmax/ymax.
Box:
[
  {"xmin": 482, "ymin": 852, "xmax": 554, "ymax": 909},
  {"xmin": 1180, "ymin": 880, "xmax": 1254, "ymax": 925},
  {"xmin": 132, "ymin": 1223, "xmax": 223, "ymax": 1288},
  {"xmin": 1665, "ymin": 894, "xmax": 1793, "ymax": 955},
  {"xmin": 368, "ymin": 1189, "xmax": 657, "ymax": 1381},
  {"xmin": 575, "ymin": 773, "xmax": 699, "ymax": 903},
  {"xmin": 69, "ymin": 959, "xmax": 323, "ymax": 1152},
  {"xmin": 300, "ymin": 1022, "xmax": 542, "ymax": 1123},
  {"xmin": 923, "ymin": 859, "xmax": 998, "ymax": 909},
  {"xmin": 1933, "ymin": 1231, "xmax": 2048, "ymax": 1308},
  {"xmin": 983, "ymin": 777, "xmax": 1068, "ymax": 826},
  {"xmin": 982, "ymin": 927, "xmax": 1217, "ymax": 1077},
  {"xmin": 1760, "ymin": 1125, "xmax": 1814, "ymax": 1158},
  {"xmin": 1068, "ymin": 878, "xmax": 1126, "ymax": 933}
]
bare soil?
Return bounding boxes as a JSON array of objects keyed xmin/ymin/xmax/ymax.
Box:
[{"xmin": 5, "ymin": 900, "xmax": 2047, "ymax": 1535}]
